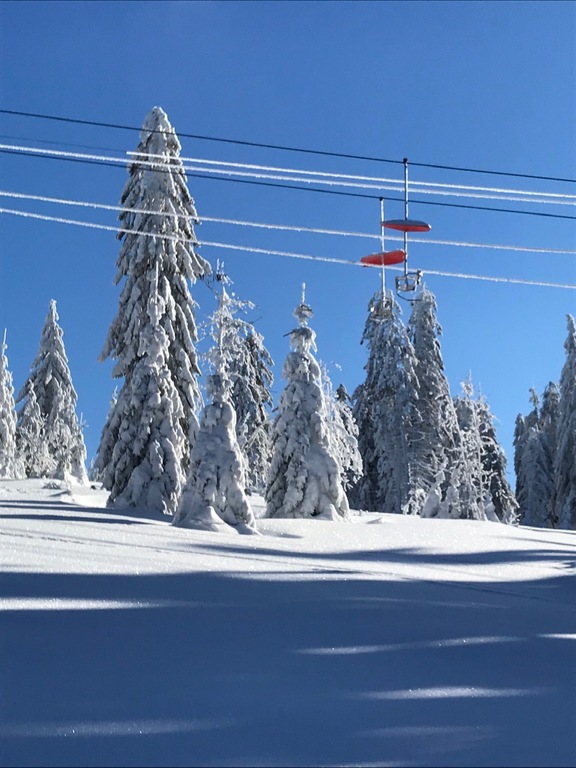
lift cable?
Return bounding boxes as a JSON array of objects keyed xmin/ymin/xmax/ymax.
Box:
[
  {"xmin": 1, "ymin": 206, "xmax": 574, "ymax": 292},
  {"xmin": 1, "ymin": 107, "xmax": 575, "ymax": 184},
  {"xmin": 1, "ymin": 145, "xmax": 576, "ymax": 222},
  {"xmin": 2, "ymin": 142, "xmax": 575, "ymax": 205},
  {"xmin": 1, "ymin": 189, "xmax": 574, "ymax": 257}
]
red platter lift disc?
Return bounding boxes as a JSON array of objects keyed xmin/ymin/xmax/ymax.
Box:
[
  {"xmin": 360, "ymin": 249, "xmax": 406, "ymax": 267},
  {"xmin": 382, "ymin": 219, "xmax": 432, "ymax": 233}
]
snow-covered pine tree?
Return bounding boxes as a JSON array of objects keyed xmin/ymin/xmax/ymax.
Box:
[
  {"xmin": 517, "ymin": 383, "xmax": 559, "ymax": 527},
  {"xmin": 15, "ymin": 382, "xmax": 50, "ymax": 478},
  {"xmin": 350, "ymin": 290, "xmax": 421, "ymax": 515},
  {"xmin": 453, "ymin": 378, "xmax": 490, "ymax": 520},
  {"xmin": 453, "ymin": 378, "xmax": 516, "ymax": 522},
  {"xmin": 513, "ymin": 413, "xmax": 526, "ymax": 498},
  {"xmin": 265, "ymin": 288, "xmax": 349, "ymax": 520},
  {"xmin": 407, "ymin": 286, "xmax": 471, "ymax": 518},
  {"xmin": 0, "ymin": 331, "xmax": 18, "ymax": 478},
  {"xmin": 349, "ymin": 291, "xmax": 392, "ymax": 511},
  {"xmin": 476, "ymin": 395, "xmax": 518, "ymax": 524},
  {"xmin": 98, "ymin": 264, "xmax": 187, "ymax": 513},
  {"xmin": 553, "ymin": 314, "xmax": 576, "ymax": 529},
  {"xmin": 374, "ymin": 298, "xmax": 422, "ymax": 516},
  {"xmin": 319, "ymin": 368, "xmax": 361, "ymax": 493},
  {"xmin": 331, "ymin": 383, "xmax": 362, "ymax": 492},
  {"xmin": 204, "ymin": 281, "xmax": 274, "ymax": 493},
  {"xmin": 95, "ymin": 106, "xmax": 211, "ymax": 514},
  {"xmin": 15, "ymin": 301, "xmax": 87, "ymax": 483},
  {"xmin": 235, "ymin": 331, "xmax": 274, "ymax": 491},
  {"xmin": 513, "ymin": 388, "xmax": 540, "ymax": 512},
  {"xmin": 90, "ymin": 388, "xmax": 118, "ymax": 483},
  {"xmin": 173, "ymin": 306, "xmax": 257, "ymax": 532}
]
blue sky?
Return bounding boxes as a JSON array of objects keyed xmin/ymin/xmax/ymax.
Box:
[{"xmin": 0, "ymin": 0, "xmax": 574, "ymax": 475}]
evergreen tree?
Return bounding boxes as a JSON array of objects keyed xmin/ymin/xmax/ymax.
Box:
[
  {"xmin": 350, "ymin": 290, "xmax": 421, "ymax": 514},
  {"xmin": 235, "ymin": 332, "xmax": 274, "ymax": 492},
  {"xmin": 554, "ymin": 314, "xmax": 576, "ymax": 529},
  {"xmin": 205, "ymin": 281, "xmax": 274, "ymax": 493},
  {"xmin": 349, "ymin": 291, "xmax": 392, "ymax": 511},
  {"xmin": 476, "ymin": 395, "xmax": 518, "ymax": 524},
  {"xmin": 15, "ymin": 382, "xmax": 51, "ymax": 478},
  {"xmin": 173, "ymin": 368, "xmax": 257, "ymax": 533},
  {"xmin": 95, "ymin": 106, "xmax": 211, "ymax": 514},
  {"xmin": 15, "ymin": 301, "xmax": 87, "ymax": 482},
  {"xmin": 453, "ymin": 378, "xmax": 488, "ymax": 520},
  {"xmin": 517, "ymin": 383, "xmax": 559, "ymax": 527},
  {"xmin": 451, "ymin": 378, "xmax": 488, "ymax": 520},
  {"xmin": 265, "ymin": 289, "xmax": 349, "ymax": 520},
  {"xmin": 407, "ymin": 287, "xmax": 471, "ymax": 518},
  {"xmin": 374, "ymin": 300, "xmax": 422, "ymax": 516},
  {"xmin": 453, "ymin": 379, "xmax": 516, "ymax": 522},
  {"xmin": 513, "ymin": 414, "xmax": 527, "ymax": 508},
  {"xmin": 97, "ymin": 265, "xmax": 187, "ymax": 513},
  {"xmin": 0, "ymin": 332, "xmax": 18, "ymax": 478},
  {"xmin": 331, "ymin": 383, "xmax": 362, "ymax": 492},
  {"xmin": 513, "ymin": 388, "xmax": 540, "ymax": 512}
]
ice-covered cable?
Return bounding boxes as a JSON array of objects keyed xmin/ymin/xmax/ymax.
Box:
[
  {"xmin": 135, "ymin": 149, "xmax": 576, "ymax": 203},
  {"xmin": 1, "ymin": 191, "xmax": 575, "ymax": 255},
  {"xmin": 1, "ymin": 206, "xmax": 575, "ymax": 290},
  {"xmin": 2, "ymin": 142, "xmax": 575, "ymax": 206}
]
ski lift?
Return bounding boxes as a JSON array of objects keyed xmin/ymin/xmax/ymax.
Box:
[
  {"xmin": 381, "ymin": 159, "xmax": 430, "ymax": 300},
  {"xmin": 395, "ymin": 269, "xmax": 423, "ymax": 293},
  {"xmin": 383, "ymin": 219, "xmax": 431, "ymax": 233},
  {"xmin": 359, "ymin": 199, "xmax": 399, "ymax": 321},
  {"xmin": 360, "ymin": 249, "xmax": 406, "ymax": 267}
]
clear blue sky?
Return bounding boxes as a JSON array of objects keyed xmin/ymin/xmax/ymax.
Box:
[{"xmin": 0, "ymin": 0, "xmax": 575, "ymax": 476}]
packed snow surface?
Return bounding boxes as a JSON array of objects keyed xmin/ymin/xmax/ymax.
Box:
[{"xmin": 1, "ymin": 479, "xmax": 575, "ymax": 767}]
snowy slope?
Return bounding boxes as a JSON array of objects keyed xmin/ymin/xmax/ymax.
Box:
[{"xmin": 1, "ymin": 479, "xmax": 575, "ymax": 767}]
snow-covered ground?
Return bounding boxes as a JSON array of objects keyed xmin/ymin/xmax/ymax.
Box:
[{"xmin": 1, "ymin": 479, "xmax": 575, "ymax": 767}]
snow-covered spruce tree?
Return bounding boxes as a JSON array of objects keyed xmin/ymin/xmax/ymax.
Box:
[
  {"xmin": 95, "ymin": 106, "xmax": 211, "ymax": 514},
  {"xmin": 204, "ymin": 282, "xmax": 274, "ymax": 493},
  {"xmin": 517, "ymin": 383, "xmax": 559, "ymax": 527},
  {"xmin": 265, "ymin": 290, "xmax": 349, "ymax": 520},
  {"xmin": 98, "ymin": 264, "xmax": 187, "ymax": 513},
  {"xmin": 407, "ymin": 286, "xmax": 472, "ymax": 518},
  {"xmin": 15, "ymin": 301, "xmax": 87, "ymax": 483},
  {"xmin": 330, "ymin": 383, "xmax": 362, "ymax": 492},
  {"xmin": 173, "ymin": 363, "xmax": 257, "ymax": 533},
  {"xmin": 374, "ymin": 297, "xmax": 423, "ymax": 515},
  {"xmin": 513, "ymin": 388, "xmax": 538, "ymax": 511},
  {"xmin": 476, "ymin": 395, "xmax": 518, "ymax": 524},
  {"xmin": 453, "ymin": 378, "xmax": 516, "ymax": 522},
  {"xmin": 554, "ymin": 314, "xmax": 576, "ymax": 529},
  {"xmin": 0, "ymin": 331, "xmax": 18, "ymax": 478},
  {"xmin": 350, "ymin": 290, "xmax": 421, "ymax": 515},
  {"xmin": 235, "ymin": 331, "xmax": 274, "ymax": 491},
  {"xmin": 453, "ymin": 378, "xmax": 491, "ymax": 520},
  {"xmin": 349, "ymin": 291, "xmax": 392, "ymax": 511},
  {"xmin": 15, "ymin": 382, "xmax": 50, "ymax": 478},
  {"xmin": 89, "ymin": 388, "xmax": 118, "ymax": 482}
]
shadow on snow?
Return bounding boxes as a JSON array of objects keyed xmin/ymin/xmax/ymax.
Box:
[{"xmin": 1, "ymin": 565, "xmax": 575, "ymax": 768}]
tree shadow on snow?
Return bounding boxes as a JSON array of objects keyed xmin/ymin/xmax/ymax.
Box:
[
  {"xmin": 194, "ymin": 541, "xmax": 576, "ymax": 571},
  {"xmin": 0, "ymin": 512, "xmax": 141, "ymax": 526},
  {"xmin": 0, "ymin": 499, "xmax": 169, "ymax": 524},
  {"xmin": 0, "ymin": 567, "xmax": 575, "ymax": 768}
]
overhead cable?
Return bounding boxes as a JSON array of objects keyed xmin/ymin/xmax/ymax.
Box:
[
  {"xmin": 131, "ymin": 149, "xmax": 576, "ymax": 203},
  {"xmin": 1, "ymin": 206, "xmax": 575, "ymax": 291},
  {"xmin": 2, "ymin": 142, "xmax": 574, "ymax": 206},
  {"xmin": 2, "ymin": 144, "xmax": 575, "ymax": 220},
  {"xmin": 1, "ymin": 189, "xmax": 575, "ymax": 257},
  {"xmin": 1, "ymin": 107, "xmax": 575, "ymax": 184}
]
